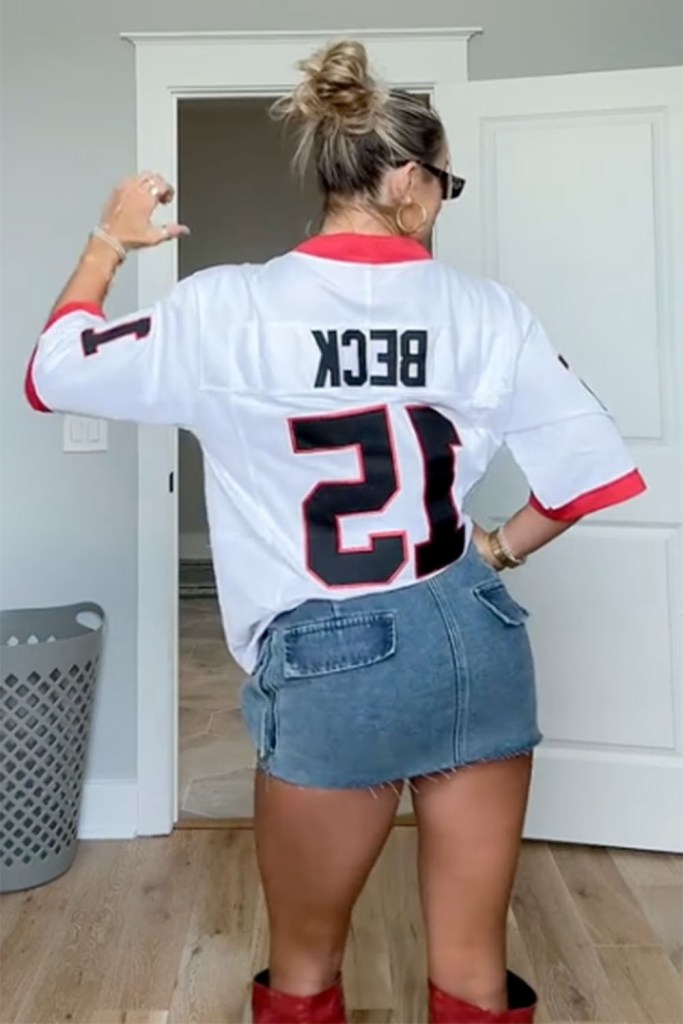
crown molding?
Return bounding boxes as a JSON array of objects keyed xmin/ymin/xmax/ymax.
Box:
[{"xmin": 121, "ymin": 27, "xmax": 482, "ymax": 46}]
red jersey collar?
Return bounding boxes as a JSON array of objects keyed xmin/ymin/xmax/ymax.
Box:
[{"xmin": 294, "ymin": 233, "xmax": 432, "ymax": 264}]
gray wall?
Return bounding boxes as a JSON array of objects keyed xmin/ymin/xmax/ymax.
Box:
[
  {"xmin": 178, "ymin": 99, "xmax": 320, "ymax": 553},
  {"xmin": 1, "ymin": 0, "xmax": 680, "ymax": 786}
]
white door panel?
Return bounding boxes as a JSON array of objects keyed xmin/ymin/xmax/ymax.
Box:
[
  {"xmin": 516, "ymin": 529, "xmax": 676, "ymax": 750},
  {"xmin": 436, "ymin": 68, "xmax": 683, "ymax": 850}
]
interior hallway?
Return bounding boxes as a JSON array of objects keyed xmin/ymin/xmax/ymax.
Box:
[{"xmin": 179, "ymin": 597, "xmax": 253, "ymax": 820}]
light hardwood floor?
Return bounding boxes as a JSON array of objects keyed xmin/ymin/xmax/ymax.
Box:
[{"xmin": 1, "ymin": 832, "xmax": 680, "ymax": 1024}]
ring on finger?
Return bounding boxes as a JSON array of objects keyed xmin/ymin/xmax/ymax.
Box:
[{"xmin": 150, "ymin": 184, "xmax": 161, "ymax": 197}]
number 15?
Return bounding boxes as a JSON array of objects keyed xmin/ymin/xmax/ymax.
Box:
[{"xmin": 289, "ymin": 405, "xmax": 466, "ymax": 588}]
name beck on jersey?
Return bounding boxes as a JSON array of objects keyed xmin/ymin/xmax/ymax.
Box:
[{"xmin": 313, "ymin": 328, "xmax": 427, "ymax": 388}]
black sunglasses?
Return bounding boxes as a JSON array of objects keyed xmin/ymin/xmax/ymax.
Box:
[
  {"xmin": 392, "ymin": 160, "xmax": 466, "ymax": 200},
  {"xmin": 420, "ymin": 162, "xmax": 466, "ymax": 200}
]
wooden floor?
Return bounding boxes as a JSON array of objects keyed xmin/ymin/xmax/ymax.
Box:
[{"xmin": 1, "ymin": 831, "xmax": 681, "ymax": 1024}]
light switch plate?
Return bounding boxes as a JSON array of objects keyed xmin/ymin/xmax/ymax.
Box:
[{"xmin": 63, "ymin": 415, "xmax": 108, "ymax": 452}]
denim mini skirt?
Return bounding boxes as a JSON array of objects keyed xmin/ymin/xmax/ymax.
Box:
[{"xmin": 241, "ymin": 543, "xmax": 542, "ymax": 789}]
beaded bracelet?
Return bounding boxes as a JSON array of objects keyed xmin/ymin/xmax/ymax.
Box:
[{"xmin": 90, "ymin": 227, "xmax": 126, "ymax": 263}]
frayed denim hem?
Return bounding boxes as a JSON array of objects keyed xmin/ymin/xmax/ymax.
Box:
[{"xmin": 256, "ymin": 734, "xmax": 543, "ymax": 796}]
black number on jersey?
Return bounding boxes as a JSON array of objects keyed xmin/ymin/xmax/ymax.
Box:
[
  {"xmin": 289, "ymin": 407, "xmax": 408, "ymax": 587},
  {"xmin": 81, "ymin": 317, "xmax": 152, "ymax": 357},
  {"xmin": 407, "ymin": 405, "xmax": 466, "ymax": 577},
  {"xmin": 289, "ymin": 405, "xmax": 465, "ymax": 588}
]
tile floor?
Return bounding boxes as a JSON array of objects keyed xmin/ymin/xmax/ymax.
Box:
[{"xmin": 179, "ymin": 598, "xmax": 254, "ymax": 819}]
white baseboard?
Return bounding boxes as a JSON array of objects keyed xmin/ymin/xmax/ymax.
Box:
[
  {"xmin": 78, "ymin": 779, "xmax": 138, "ymax": 839},
  {"xmin": 180, "ymin": 532, "xmax": 212, "ymax": 561}
]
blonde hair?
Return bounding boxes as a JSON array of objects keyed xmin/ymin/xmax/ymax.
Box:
[{"xmin": 271, "ymin": 40, "xmax": 445, "ymax": 202}]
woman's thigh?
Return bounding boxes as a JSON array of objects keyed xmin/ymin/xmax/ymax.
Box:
[{"xmin": 255, "ymin": 771, "xmax": 402, "ymax": 992}]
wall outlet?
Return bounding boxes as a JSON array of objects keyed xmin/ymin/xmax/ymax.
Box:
[{"xmin": 63, "ymin": 415, "xmax": 108, "ymax": 452}]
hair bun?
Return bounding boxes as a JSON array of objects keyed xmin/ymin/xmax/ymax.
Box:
[{"xmin": 287, "ymin": 40, "xmax": 385, "ymax": 135}]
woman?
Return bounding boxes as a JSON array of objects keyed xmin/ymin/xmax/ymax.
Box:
[{"xmin": 27, "ymin": 40, "xmax": 645, "ymax": 1024}]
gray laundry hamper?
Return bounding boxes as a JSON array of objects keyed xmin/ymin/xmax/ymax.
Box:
[{"xmin": 0, "ymin": 602, "xmax": 105, "ymax": 893}]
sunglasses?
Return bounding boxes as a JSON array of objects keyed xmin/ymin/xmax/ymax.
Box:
[
  {"xmin": 392, "ymin": 160, "xmax": 466, "ymax": 201},
  {"xmin": 420, "ymin": 162, "xmax": 466, "ymax": 200}
]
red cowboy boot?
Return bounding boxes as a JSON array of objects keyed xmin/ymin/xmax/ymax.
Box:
[
  {"xmin": 429, "ymin": 971, "xmax": 537, "ymax": 1023},
  {"xmin": 252, "ymin": 970, "xmax": 347, "ymax": 1024}
]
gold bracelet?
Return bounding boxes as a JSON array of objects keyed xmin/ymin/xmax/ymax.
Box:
[
  {"xmin": 483, "ymin": 534, "xmax": 504, "ymax": 571},
  {"xmin": 487, "ymin": 528, "xmax": 526, "ymax": 570}
]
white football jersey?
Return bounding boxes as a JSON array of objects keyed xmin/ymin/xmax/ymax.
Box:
[{"xmin": 27, "ymin": 234, "xmax": 645, "ymax": 670}]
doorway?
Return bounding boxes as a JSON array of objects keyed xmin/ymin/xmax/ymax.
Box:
[
  {"xmin": 176, "ymin": 97, "xmax": 320, "ymax": 820},
  {"xmin": 131, "ymin": 29, "xmax": 477, "ymax": 837},
  {"xmin": 131, "ymin": 33, "xmax": 681, "ymax": 848}
]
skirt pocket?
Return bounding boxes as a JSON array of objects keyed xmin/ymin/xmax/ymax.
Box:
[
  {"xmin": 282, "ymin": 611, "xmax": 397, "ymax": 680},
  {"xmin": 472, "ymin": 579, "xmax": 530, "ymax": 626}
]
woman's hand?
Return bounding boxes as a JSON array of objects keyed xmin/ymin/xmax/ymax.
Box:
[
  {"xmin": 98, "ymin": 171, "xmax": 190, "ymax": 251},
  {"xmin": 45, "ymin": 172, "xmax": 190, "ymax": 320}
]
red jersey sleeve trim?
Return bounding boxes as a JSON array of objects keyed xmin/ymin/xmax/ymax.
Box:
[
  {"xmin": 25, "ymin": 348, "xmax": 51, "ymax": 412},
  {"xmin": 26, "ymin": 303, "xmax": 106, "ymax": 412},
  {"xmin": 530, "ymin": 469, "xmax": 647, "ymax": 521},
  {"xmin": 43, "ymin": 301, "xmax": 105, "ymax": 331}
]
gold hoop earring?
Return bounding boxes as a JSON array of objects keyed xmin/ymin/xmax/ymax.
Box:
[{"xmin": 395, "ymin": 200, "xmax": 428, "ymax": 236}]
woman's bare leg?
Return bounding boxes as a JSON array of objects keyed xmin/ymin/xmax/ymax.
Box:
[
  {"xmin": 412, "ymin": 755, "xmax": 533, "ymax": 1012},
  {"xmin": 255, "ymin": 771, "xmax": 402, "ymax": 996}
]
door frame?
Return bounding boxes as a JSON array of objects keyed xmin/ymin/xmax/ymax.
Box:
[{"xmin": 123, "ymin": 27, "xmax": 482, "ymax": 835}]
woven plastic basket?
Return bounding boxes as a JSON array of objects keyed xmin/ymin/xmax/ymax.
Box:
[{"xmin": 0, "ymin": 603, "xmax": 105, "ymax": 893}]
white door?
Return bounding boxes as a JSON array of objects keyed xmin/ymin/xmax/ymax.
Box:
[{"xmin": 434, "ymin": 68, "xmax": 683, "ymax": 851}]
